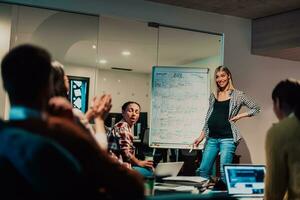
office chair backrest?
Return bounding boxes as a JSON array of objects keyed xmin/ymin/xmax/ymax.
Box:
[
  {"xmin": 0, "ymin": 155, "xmax": 36, "ymax": 197},
  {"xmin": 142, "ymin": 128, "xmax": 150, "ymax": 146}
]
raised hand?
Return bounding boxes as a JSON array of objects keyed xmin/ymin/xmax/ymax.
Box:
[{"xmin": 92, "ymin": 94, "xmax": 112, "ymax": 120}]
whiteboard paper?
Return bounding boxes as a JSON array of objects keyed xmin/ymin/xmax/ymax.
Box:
[{"xmin": 150, "ymin": 67, "xmax": 209, "ymax": 149}]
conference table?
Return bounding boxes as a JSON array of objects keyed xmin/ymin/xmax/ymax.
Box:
[{"xmin": 146, "ymin": 182, "xmax": 263, "ymax": 200}]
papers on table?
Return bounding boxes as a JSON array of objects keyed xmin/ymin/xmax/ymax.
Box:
[
  {"xmin": 154, "ymin": 183, "xmax": 199, "ymax": 193},
  {"xmin": 163, "ymin": 176, "xmax": 208, "ymax": 184},
  {"xmin": 155, "ymin": 176, "xmax": 209, "ymax": 194}
]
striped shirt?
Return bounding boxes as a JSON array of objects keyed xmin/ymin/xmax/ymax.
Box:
[
  {"xmin": 107, "ymin": 119, "xmax": 135, "ymax": 168},
  {"xmin": 202, "ymin": 89, "xmax": 260, "ymax": 143}
]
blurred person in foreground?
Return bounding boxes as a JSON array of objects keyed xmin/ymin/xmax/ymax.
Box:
[
  {"xmin": 1, "ymin": 44, "xmax": 145, "ymax": 200},
  {"xmin": 265, "ymin": 79, "xmax": 300, "ymax": 200},
  {"xmin": 49, "ymin": 61, "xmax": 110, "ymax": 150}
]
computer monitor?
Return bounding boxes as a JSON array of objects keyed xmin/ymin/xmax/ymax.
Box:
[
  {"xmin": 224, "ymin": 164, "xmax": 265, "ymax": 196},
  {"xmin": 104, "ymin": 113, "xmax": 123, "ymax": 128}
]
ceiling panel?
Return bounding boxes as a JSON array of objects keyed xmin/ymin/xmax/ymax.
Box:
[{"xmin": 147, "ymin": 0, "xmax": 300, "ymax": 19}]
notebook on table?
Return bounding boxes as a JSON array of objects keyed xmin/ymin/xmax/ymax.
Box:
[{"xmin": 224, "ymin": 164, "xmax": 266, "ymax": 199}]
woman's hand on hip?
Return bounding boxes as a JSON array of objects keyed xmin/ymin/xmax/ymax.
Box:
[
  {"xmin": 229, "ymin": 113, "xmax": 248, "ymax": 122},
  {"xmin": 229, "ymin": 115, "xmax": 240, "ymax": 122}
]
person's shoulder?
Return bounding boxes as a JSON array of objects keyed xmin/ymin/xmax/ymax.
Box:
[
  {"xmin": 46, "ymin": 115, "xmax": 100, "ymax": 147},
  {"xmin": 47, "ymin": 115, "xmax": 89, "ymax": 136},
  {"xmin": 114, "ymin": 120, "xmax": 128, "ymax": 128},
  {"xmin": 0, "ymin": 126, "xmax": 41, "ymax": 143},
  {"xmin": 279, "ymin": 115, "xmax": 300, "ymax": 134},
  {"xmin": 49, "ymin": 115, "xmax": 84, "ymax": 130},
  {"xmin": 232, "ymin": 89, "xmax": 244, "ymax": 95},
  {"xmin": 47, "ymin": 115, "xmax": 75, "ymax": 127},
  {"xmin": 5, "ymin": 118, "xmax": 46, "ymax": 132},
  {"xmin": 275, "ymin": 116, "xmax": 298, "ymax": 129},
  {"xmin": 232, "ymin": 90, "xmax": 250, "ymax": 101},
  {"xmin": 0, "ymin": 126, "xmax": 58, "ymax": 152},
  {"xmin": 209, "ymin": 93, "xmax": 215, "ymax": 101},
  {"xmin": 267, "ymin": 116, "xmax": 298, "ymax": 139}
]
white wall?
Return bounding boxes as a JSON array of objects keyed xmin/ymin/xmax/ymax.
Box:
[
  {"xmin": 97, "ymin": 69, "xmax": 150, "ymax": 113},
  {"xmin": 222, "ymin": 16, "xmax": 300, "ymax": 163},
  {"xmin": 0, "ymin": 3, "xmax": 12, "ymax": 119},
  {"xmin": 2, "ymin": 0, "xmax": 300, "ymax": 164}
]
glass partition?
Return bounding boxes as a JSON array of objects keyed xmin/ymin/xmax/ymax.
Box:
[
  {"xmin": 11, "ymin": 5, "xmax": 100, "ymax": 109},
  {"xmin": 0, "ymin": 3, "xmax": 13, "ymax": 118},
  {"xmin": 8, "ymin": 4, "xmax": 224, "ymax": 123},
  {"xmin": 157, "ymin": 25, "xmax": 223, "ymax": 90},
  {"xmin": 97, "ymin": 16, "xmax": 158, "ymax": 114},
  {"xmin": 12, "ymin": 6, "xmax": 99, "ymax": 67}
]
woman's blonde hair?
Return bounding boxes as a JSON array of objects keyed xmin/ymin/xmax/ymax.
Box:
[{"xmin": 214, "ymin": 66, "xmax": 235, "ymax": 96}]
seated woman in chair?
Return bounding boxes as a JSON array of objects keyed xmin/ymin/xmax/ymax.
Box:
[{"xmin": 108, "ymin": 101, "xmax": 153, "ymax": 177}]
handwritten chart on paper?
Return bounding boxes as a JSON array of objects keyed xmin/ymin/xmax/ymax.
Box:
[{"xmin": 150, "ymin": 67, "xmax": 210, "ymax": 149}]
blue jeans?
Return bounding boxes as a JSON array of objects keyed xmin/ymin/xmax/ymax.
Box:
[{"xmin": 196, "ymin": 138, "xmax": 236, "ymax": 182}]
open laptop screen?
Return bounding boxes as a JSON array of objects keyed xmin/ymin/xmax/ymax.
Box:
[
  {"xmin": 224, "ymin": 165, "xmax": 266, "ymax": 195},
  {"xmin": 154, "ymin": 162, "xmax": 184, "ymax": 177}
]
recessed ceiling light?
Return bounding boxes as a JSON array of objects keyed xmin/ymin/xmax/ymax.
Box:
[
  {"xmin": 122, "ymin": 50, "xmax": 131, "ymax": 56},
  {"xmin": 99, "ymin": 59, "xmax": 107, "ymax": 64},
  {"xmin": 92, "ymin": 45, "xmax": 96, "ymax": 49}
]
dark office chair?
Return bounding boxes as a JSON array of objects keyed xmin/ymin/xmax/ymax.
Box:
[
  {"xmin": 137, "ymin": 128, "xmax": 153, "ymax": 160},
  {"xmin": 0, "ymin": 156, "xmax": 37, "ymax": 198},
  {"xmin": 141, "ymin": 129, "xmax": 164, "ymax": 167},
  {"xmin": 0, "ymin": 127, "xmax": 89, "ymax": 199},
  {"xmin": 142, "ymin": 128, "xmax": 150, "ymax": 146}
]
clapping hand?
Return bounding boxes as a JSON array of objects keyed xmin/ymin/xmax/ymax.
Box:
[
  {"xmin": 86, "ymin": 94, "xmax": 112, "ymax": 121},
  {"xmin": 92, "ymin": 94, "xmax": 112, "ymax": 120}
]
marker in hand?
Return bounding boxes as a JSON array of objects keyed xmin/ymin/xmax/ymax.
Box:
[{"xmin": 189, "ymin": 144, "xmax": 194, "ymax": 153}]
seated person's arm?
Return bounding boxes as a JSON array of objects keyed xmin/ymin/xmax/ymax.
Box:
[
  {"xmin": 131, "ymin": 155, "xmax": 153, "ymax": 169},
  {"xmin": 118, "ymin": 127, "xmax": 153, "ymax": 169},
  {"xmin": 70, "ymin": 124, "xmax": 145, "ymax": 199},
  {"xmin": 90, "ymin": 94, "xmax": 112, "ymax": 150}
]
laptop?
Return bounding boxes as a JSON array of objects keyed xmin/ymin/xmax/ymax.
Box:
[
  {"xmin": 154, "ymin": 162, "xmax": 184, "ymax": 177},
  {"xmin": 224, "ymin": 164, "xmax": 266, "ymax": 199}
]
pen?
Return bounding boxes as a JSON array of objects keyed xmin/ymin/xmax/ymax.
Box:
[{"xmin": 189, "ymin": 145, "xmax": 193, "ymax": 153}]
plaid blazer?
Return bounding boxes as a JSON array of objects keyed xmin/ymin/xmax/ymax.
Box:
[{"xmin": 202, "ymin": 89, "xmax": 260, "ymax": 143}]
